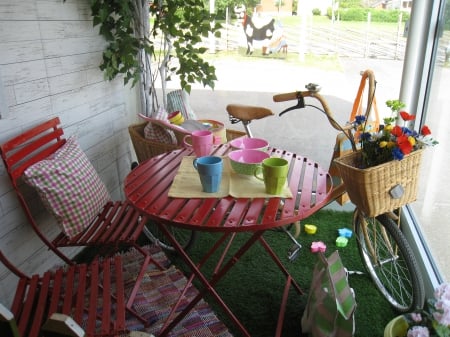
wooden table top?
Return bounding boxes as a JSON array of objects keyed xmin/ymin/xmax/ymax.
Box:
[{"xmin": 124, "ymin": 144, "xmax": 333, "ymax": 232}]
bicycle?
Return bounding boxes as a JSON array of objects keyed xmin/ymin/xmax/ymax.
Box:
[{"xmin": 226, "ymin": 70, "xmax": 425, "ymax": 313}]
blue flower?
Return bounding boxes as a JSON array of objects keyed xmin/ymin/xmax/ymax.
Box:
[
  {"xmin": 402, "ymin": 127, "xmax": 414, "ymax": 136},
  {"xmin": 355, "ymin": 115, "xmax": 366, "ymax": 125},
  {"xmin": 393, "ymin": 147, "xmax": 404, "ymax": 160},
  {"xmin": 360, "ymin": 132, "xmax": 372, "ymax": 141}
]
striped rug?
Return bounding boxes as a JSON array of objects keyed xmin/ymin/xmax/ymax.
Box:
[{"xmin": 121, "ymin": 245, "xmax": 233, "ymax": 337}]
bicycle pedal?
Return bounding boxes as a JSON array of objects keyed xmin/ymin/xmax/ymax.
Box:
[{"xmin": 288, "ymin": 244, "xmax": 301, "ymax": 262}]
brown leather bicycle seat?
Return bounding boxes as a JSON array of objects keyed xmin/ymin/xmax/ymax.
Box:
[{"xmin": 226, "ymin": 104, "xmax": 274, "ymax": 122}]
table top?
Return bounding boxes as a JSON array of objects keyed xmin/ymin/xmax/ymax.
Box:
[{"xmin": 124, "ymin": 144, "xmax": 333, "ymax": 232}]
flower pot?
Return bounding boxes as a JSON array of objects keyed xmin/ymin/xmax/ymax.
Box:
[{"xmin": 384, "ymin": 315, "xmax": 409, "ymax": 337}]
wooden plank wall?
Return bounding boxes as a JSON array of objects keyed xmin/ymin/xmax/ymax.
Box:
[{"xmin": 0, "ymin": 0, "xmax": 140, "ymax": 307}]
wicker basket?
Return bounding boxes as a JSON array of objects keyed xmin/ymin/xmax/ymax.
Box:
[
  {"xmin": 128, "ymin": 122, "xmax": 246, "ymax": 163},
  {"xmin": 333, "ymin": 149, "xmax": 424, "ymax": 217}
]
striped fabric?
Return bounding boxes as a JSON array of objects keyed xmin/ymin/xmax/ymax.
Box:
[
  {"xmin": 301, "ymin": 251, "xmax": 356, "ymax": 337},
  {"xmin": 23, "ymin": 136, "xmax": 111, "ymax": 238},
  {"xmin": 166, "ymin": 89, "xmax": 197, "ymax": 121}
]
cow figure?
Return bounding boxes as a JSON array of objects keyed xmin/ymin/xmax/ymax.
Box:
[{"xmin": 242, "ymin": 13, "xmax": 275, "ymax": 55}]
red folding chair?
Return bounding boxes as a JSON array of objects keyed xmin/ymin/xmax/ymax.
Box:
[
  {"xmin": 0, "ymin": 117, "xmax": 152, "ymax": 265},
  {"xmin": 0, "ymin": 118, "xmax": 167, "ymax": 325},
  {"xmin": 0, "ymin": 250, "xmax": 146, "ymax": 337}
]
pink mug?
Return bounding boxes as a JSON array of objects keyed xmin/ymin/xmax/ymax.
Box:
[{"xmin": 183, "ymin": 130, "xmax": 213, "ymax": 157}]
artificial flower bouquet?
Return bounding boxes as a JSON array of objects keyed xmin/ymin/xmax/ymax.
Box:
[
  {"xmin": 404, "ymin": 282, "xmax": 450, "ymax": 337},
  {"xmin": 333, "ymin": 99, "xmax": 438, "ymax": 217},
  {"xmin": 352, "ymin": 99, "xmax": 438, "ymax": 168}
]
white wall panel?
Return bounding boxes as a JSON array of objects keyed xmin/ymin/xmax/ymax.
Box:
[{"xmin": 0, "ymin": 0, "xmax": 140, "ymax": 307}]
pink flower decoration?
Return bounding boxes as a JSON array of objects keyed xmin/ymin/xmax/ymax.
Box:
[{"xmin": 311, "ymin": 241, "xmax": 326, "ymax": 253}]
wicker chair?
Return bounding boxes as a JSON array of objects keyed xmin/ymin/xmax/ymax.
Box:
[{"xmin": 129, "ymin": 120, "xmax": 246, "ymax": 163}]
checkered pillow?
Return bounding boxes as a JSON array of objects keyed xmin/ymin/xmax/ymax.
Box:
[
  {"xmin": 23, "ymin": 136, "xmax": 111, "ymax": 238},
  {"xmin": 144, "ymin": 121, "xmax": 177, "ymax": 144}
]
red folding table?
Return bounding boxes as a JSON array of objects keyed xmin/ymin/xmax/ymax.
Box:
[{"xmin": 124, "ymin": 143, "xmax": 334, "ymax": 336}]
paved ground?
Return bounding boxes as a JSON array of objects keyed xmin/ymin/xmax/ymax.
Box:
[{"xmin": 183, "ymin": 55, "xmax": 403, "ymax": 171}]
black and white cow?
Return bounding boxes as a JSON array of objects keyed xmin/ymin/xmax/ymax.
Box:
[{"xmin": 242, "ymin": 13, "xmax": 275, "ymax": 55}]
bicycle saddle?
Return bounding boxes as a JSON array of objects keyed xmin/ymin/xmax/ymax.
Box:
[{"xmin": 226, "ymin": 104, "xmax": 274, "ymax": 122}]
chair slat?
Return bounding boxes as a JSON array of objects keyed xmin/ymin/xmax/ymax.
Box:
[
  {"xmin": 62, "ymin": 265, "xmax": 76, "ymax": 315},
  {"xmin": 87, "ymin": 260, "xmax": 99, "ymax": 334},
  {"xmin": 73, "ymin": 265, "xmax": 87, "ymax": 324},
  {"xmin": 48, "ymin": 268, "xmax": 65, "ymax": 315},
  {"xmin": 29, "ymin": 272, "xmax": 52, "ymax": 337},
  {"xmin": 101, "ymin": 259, "xmax": 112, "ymax": 335},
  {"xmin": 114, "ymin": 256, "xmax": 126, "ymax": 331},
  {"xmin": 16, "ymin": 275, "xmax": 39, "ymax": 336}
]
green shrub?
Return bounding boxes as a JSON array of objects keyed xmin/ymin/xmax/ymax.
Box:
[
  {"xmin": 335, "ymin": 8, "xmax": 410, "ymax": 22},
  {"xmin": 312, "ymin": 8, "xmax": 321, "ymax": 16}
]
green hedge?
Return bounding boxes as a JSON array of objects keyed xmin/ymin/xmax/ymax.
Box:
[{"xmin": 327, "ymin": 8, "xmax": 410, "ymax": 23}]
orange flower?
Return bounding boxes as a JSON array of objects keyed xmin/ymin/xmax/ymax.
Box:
[
  {"xmin": 397, "ymin": 135, "xmax": 413, "ymax": 154},
  {"xmin": 421, "ymin": 125, "xmax": 431, "ymax": 136},
  {"xmin": 391, "ymin": 125, "xmax": 404, "ymax": 137},
  {"xmin": 400, "ymin": 111, "xmax": 416, "ymax": 121}
]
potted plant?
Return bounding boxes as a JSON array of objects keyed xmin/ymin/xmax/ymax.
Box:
[
  {"xmin": 334, "ymin": 99, "xmax": 438, "ymax": 217},
  {"xmin": 384, "ymin": 282, "xmax": 450, "ymax": 337},
  {"xmin": 89, "ymin": 0, "xmax": 222, "ymax": 117}
]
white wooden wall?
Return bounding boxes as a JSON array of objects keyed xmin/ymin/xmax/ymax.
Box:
[{"xmin": 0, "ymin": 0, "xmax": 140, "ymax": 307}]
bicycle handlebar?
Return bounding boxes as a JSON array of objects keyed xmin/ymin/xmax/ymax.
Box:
[
  {"xmin": 273, "ymin": 90, "xmax": 351, "ymax": 133},
  {"xmin": 272, "ymin": 69, "xmax": 376, "ymax": 134}
]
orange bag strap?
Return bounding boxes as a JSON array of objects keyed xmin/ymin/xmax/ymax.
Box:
[{"xmin": 349, "ymin": 69, "xmax": 380, "ymax": 132}]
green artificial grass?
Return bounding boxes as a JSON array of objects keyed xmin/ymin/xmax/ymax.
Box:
[
  {"xmin": 169, "ymin": 210, "xmax": 398, "ymax": 337},
  {"xmin": 75, "ymin": 209, "xmax": 398, "ymax": 336}
]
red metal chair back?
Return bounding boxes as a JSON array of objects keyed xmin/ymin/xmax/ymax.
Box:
[
  {"xmin": 1, "ymin": 117, "xmax": 65, "ymax": 187},
  {"xmin": 0, "ymin": 118, "xmax": 74, "ymax": 263}
]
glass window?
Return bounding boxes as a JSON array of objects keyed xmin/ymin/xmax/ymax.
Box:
[{"xmin": 411, "ymin": 0, "xmax": 450, "ymax": 282}]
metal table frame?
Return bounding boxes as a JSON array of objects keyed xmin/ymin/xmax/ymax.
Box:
[{"xmin": 124, "ymin": 144, "xmax": 334, "ymax": 336}]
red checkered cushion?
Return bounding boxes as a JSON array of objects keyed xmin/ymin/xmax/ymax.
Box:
[
  {"xmin": 144, "ymin": 121, "xmax": 177, "ymax": 144},
  {"xmin": 23, "ymin": 136, "xmax": 111, "ymax": 238}
]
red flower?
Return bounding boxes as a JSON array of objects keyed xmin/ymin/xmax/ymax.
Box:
[
  {"xmin": 400, "ymin": 111, "xmax": 416, "ymax": 121},
  {"xmin": 421, "ymin": 125, "xmax": 432, "ymax": 136},
  {"xmin": 391, "ymin": 125, "xmax": 404, "ymax": 137},
  {"xmin": 397, "ymin": 135, "xmax": 413, "ymax": 154}
]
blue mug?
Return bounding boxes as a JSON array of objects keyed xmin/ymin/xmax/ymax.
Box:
[{"xmin": 193, "ymin": 156, "xmax": 223, "ymax": 193}]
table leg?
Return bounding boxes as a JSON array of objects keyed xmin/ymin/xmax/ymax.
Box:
[
  {"xmin": 257, "ymin": 236, "xmax": 304, "ymax": 295},
  {"xmin": 155, "ymin": 223, "xmax": 303, "ymax": 337},
  {"xmin": 155, "ymin": 223, "xmax": 251, "ymax": 337}
]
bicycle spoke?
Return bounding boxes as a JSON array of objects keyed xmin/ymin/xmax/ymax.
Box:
[{"xmin": 354, "ymin": 210, "xmax": 424, "ymax": 312}]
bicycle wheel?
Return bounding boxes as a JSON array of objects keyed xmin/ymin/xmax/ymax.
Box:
[
  {"xmin": 143, "ymin": 221, "xmax": 197, "ymax": 252},
  {"xmin": 353, "ymin": 209, "xmax": 425, "ymax": 312}
]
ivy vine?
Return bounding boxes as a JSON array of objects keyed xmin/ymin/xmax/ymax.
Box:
[{"xmin": 90, "ymin": 0, "xmax": 221, "ymax": 94}]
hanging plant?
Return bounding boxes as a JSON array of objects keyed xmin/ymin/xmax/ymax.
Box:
[{"xmin": 90, "ymin": 0, "xmax": 221, "ymax": 116}]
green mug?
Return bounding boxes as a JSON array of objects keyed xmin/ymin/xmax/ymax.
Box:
[{"xmin": 254, "ymin": 157, "xmax": 289, "ymax": 195}]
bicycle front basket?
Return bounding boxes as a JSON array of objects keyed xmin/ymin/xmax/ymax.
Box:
[{"xmin": 333, "ymin": 149, "xmax": 423, "ymax": 217}]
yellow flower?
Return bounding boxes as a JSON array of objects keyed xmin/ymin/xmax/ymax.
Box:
[
  {"xmin": 408, "ymin": 136, "xmax": 416, "ymax": 146},
  {"xmin": 384, "ymin": 124, "xmax": 394, "ymax": 132},
  {"xmin": 379, "ymin": 141, "xmax": 388, "ymax": 148},
  {"xmin": 387, "ymin": 141, "xmax": 396, "ymax": 148}
]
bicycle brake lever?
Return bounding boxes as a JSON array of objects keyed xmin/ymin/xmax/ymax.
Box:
[{"xmin": 279, "ymin": 94, "xmax": 305, "ymax": 116}]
